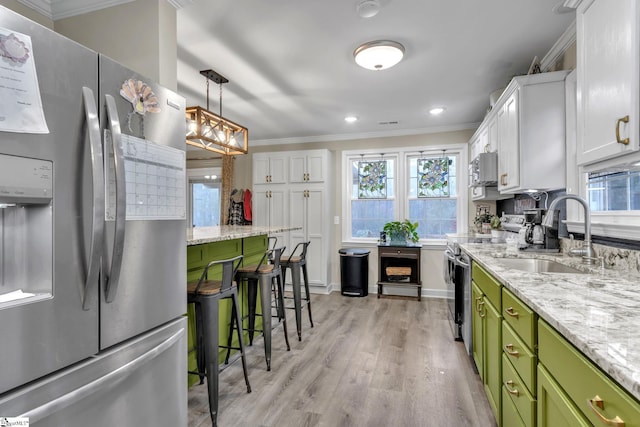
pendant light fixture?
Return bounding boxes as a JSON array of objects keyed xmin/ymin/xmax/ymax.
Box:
[
  {"xmin": 185, "ymin": 69, "xmax": 248, "ymax": 155},
  {"xmin": 354, "ymin": 40, "xmax": 405, "ymax": 70}
]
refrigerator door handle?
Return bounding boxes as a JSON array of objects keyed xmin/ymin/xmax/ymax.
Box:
[
  {"xmin": 19, "ymin": 327, "xmax": 185, "ymax": 423},
  {"xmin": 81, "ymin": 87, "xmax": 105, "ymax": 311},
  {"xmin": 104, "ymin": 94, "xmax": 126, "ymax": 303}
]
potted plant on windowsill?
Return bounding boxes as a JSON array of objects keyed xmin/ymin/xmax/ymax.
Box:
[{"xmin": 383, "ymin": 219, "xmax": 419, "ymax": 245}]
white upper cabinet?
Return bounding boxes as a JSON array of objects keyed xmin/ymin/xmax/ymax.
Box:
[
  {"xmin": 253, "ymin": 152, "xmax": 288, "ymax": 184},
  {"xmin": 289, "ymin": 149, "xmax": 328, "ymax": 183},
  {"xmin": 497, "ymin": 90, "xmax": 520, "ymax": 192},
  {"xmin": 493, "ymin": 71, "xmax": 569, "ymax": 193},
  {"xmin": 576, "ymin": 0, "xmax": 639, "ymax": 168}
]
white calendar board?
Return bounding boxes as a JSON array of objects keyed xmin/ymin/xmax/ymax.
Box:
[{"xmin": 105, "ymin": 132, "xmax": 186, "ymax": 221}]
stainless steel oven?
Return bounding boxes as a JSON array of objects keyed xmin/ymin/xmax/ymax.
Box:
[
  {"xmin": 444, "ymin": 236, "xmax": 481, "ymax": 357},
  {"xmin": 443, "ymin": 241, "xmax": 462, "ymax": 342}
]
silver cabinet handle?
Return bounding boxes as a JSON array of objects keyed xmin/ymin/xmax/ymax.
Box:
[
  {"xmin": 21, "ymin": 328, "xmax": 184, "ymax": 422},
  {"xmin": 104, "ymin": 94, "xmax": 126, "ymax": 303},
  {"xmin": 81, "ymin": 87, "xmax": 105, "ymax": 311}
]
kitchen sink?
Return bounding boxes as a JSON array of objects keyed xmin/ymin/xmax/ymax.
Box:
[{"xmin": 497, "ymin": 258, "xmax": 587, "ymax": 274}]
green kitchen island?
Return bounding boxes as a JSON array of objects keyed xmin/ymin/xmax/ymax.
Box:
[{"xmin": 185, "ymin": 225, "xmax": 295, "ymax": 387}]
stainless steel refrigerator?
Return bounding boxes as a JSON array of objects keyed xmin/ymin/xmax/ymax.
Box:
[{"xmin": 0, "ymin": 6, "xmax": 187, "ymax": 425}]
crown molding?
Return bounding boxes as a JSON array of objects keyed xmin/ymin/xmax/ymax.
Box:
[
  {"xmin": 540, "ymin": 19, "xmax": 576, "ymax": 72},
  {"xmin": 16, "ymin": 0, "xmax": 191, "ymax": 20}
]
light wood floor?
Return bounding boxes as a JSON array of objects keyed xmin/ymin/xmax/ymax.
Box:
[{"xmin": 188, "ymin": 293, "xmax": 497, "ymax": 427}]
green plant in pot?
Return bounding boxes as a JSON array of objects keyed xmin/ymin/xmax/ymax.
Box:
[{"xmin": 383, "ymin": 219, "xmax": 419, "ymax": 244}]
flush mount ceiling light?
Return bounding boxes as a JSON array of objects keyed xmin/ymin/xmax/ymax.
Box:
[
  {"xmin": 344, "ymin": 116, "xmax": 358, "ymax": 123},
  {"xmin": 429, "ymin": 107, "xmax": 446, "ymax": 115},
  {"xmin": 185, "ymin": 69, "xmax": 248, "ymax": 156},
  {"xmin": 354, "ymin": 40, "xmax": 405, "ymax": 70}
]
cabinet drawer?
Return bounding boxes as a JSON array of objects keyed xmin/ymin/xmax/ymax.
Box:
[
  {"xmin": 537, "ymin": 364, "xmax": 590, "ymax": 427},
  {"xmin": 472, "ymin": 263, "xmax": 501, "ymax": 308},
  {"xmin": 502, "ymin": 321, "xmax": 536, "ymax": 395},
  {"xmin": 502, "ymin": 386, "xmax": 526, "ymax": 427},
  {"xmin": 539, "ymin": 320, "xmax": 640, "ymax": 426},
  {"xmin": 502, "ymin": 354, "xmax": 535, "ymax": 427},
  {"xmin": 378, "ymin": 246, "xmax": 420, "ymax": 258},
  {"xmin": 243, "ymin": 235, "xmax": 267, "ymax": 257},
  {"xmin": 502, "ymin": 287, "xmax": 536, "ymax": 349}
]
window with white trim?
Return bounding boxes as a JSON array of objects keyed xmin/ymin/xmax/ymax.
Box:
[{"xmin": 343, "ymin": 145, "xmax": 468, "ymax": 243}]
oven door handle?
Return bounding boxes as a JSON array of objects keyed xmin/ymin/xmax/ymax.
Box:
[{"xmin": 457, "ymin": 258, "xmax": 470, "ymax": 268}]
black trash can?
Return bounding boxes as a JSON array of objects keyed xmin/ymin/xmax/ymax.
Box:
[{"xmin": 339, "ymin": 248, "xmax": 370, "ymax": 297}]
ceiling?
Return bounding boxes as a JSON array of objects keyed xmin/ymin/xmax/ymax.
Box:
[{"xmin": 176, "ymin": 0, "xmax": 574, "ymax": 154}]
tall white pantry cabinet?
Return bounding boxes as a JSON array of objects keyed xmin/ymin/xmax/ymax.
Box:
[{"xmin": 252, "ymin": 149, "xmax": 333, "ymax": 292}]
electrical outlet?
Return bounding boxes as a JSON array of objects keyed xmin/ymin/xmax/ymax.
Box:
[{"xmin": 334, "ymin": 216, "xmax": 340, "ymax": 225}]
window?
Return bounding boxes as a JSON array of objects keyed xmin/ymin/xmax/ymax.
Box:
[
  {"xmin": 349, "ymin": 155, "xmax": 396, "ymax": 238},
  {"xmin": 187, "ymin": 168, "xmax": 221, "ymax": 228},
  {"xmin": 343, "ymin": 145, "xmax": 468, "ymax": 243},
  {"xmin": 587, "ymin": 170, "xmax": 640, "ymax": 211},
  {"xmin": 408, "ymin": 154, "xmax": 458, "ymax": 239}
]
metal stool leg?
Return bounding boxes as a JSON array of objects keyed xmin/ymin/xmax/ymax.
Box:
[
  {"xmin": 200, "ymin": 296, "xmax": 220, "ymax": 427},
  {"xmin": 231, "ymin": 291, "xmax": 251, "ymax": 393},
  {"xmin": 302, "ymin": 262, "xmax": 313, "ymax": 328},
  {"xmin": 192, "ymin": 302, "xmax": 206, "ymax": 385},
  {"xmin": 246, "ymin": 278, "xmax": 258, "ymax": 345},
  {"xmin": 290, "ymin": 263, "xmax": 303, "ymax": 341},
  {"xmin": 275, "ymin": 271, "xmax": 291, "ymax": 352},
  {"xmin": 258, "ymin": 274, "xmax": 273, "ymax": 371}
]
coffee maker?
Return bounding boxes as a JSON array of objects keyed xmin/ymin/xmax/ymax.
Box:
[{"xmin": 520, "ymin": 208, "xmax": 560, "ymax": 251}]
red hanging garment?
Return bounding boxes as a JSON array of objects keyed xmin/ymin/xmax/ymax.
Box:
[{"xmin": 244, "ymin": 188, "xmax": 252, "ymax": 223}]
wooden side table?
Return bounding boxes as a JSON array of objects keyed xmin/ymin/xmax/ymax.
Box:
[{"xmin": 377, "ymin": 244, "xmax": 422, "ymax": 300}]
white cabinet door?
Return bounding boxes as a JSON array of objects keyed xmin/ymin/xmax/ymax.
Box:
[
  {"xmin": 269, "ymin": 154, "xmax": 288, "ymax": 184},
  {"xmin": 288, "ymin": 187, "xmax": 326, "ymax": 287},
  {"xmin": 289, "ymin": 150, "xmax": 328, "ymax": 183},
  {"xmin": 253, "ymin": 156, "xmax": 270, "ymax": 185},
  {"xmin": 577, "ymin": 0, "xmax": 639, "ymax": 166},
  {"xmin": 488, "ymin": 116, "xmax": 499, "ymax": 153},
  {"xmin": 251, "ymin": 187, "xmax": 287, "ymax": 229},
  {"xmin": 304, "ymin": 188, "xmax": 325, "ymax": 286},
  {"xmin": 497, "ymin": 91, "xmax": 520, "ymax": 192},
  {"xmin": 252, "ymin": 188, "xmax": 270, "ymax": 227},
  {"xmin": 253, "ymin": 153, "xmax": 288, "ymax": 184}
]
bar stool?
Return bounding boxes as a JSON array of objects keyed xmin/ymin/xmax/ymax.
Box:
[
  {"xmin": 281, "ymin": 241, "xmax": 313, "ymax": 341},
  {"xmin": 235, "ymin": 246, "xmax": 290, "ymax": 371},
  {"xmin": 187, "ymin": 255, "xmax": 251, "ymax": 427}
]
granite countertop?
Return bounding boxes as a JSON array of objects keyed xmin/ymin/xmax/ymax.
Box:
[
  {"xmin": 186, "ymin": 225, "xmax": 300, "ymax": 246},
  {"xmin": 460, "ymin": 242, "xmax": 640, "ymax": 401}
]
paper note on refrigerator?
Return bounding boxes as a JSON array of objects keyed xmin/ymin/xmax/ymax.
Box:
[
  {"xmin": 0, "ymin": 27, "xmax": 48, "ymax": 133},
  {"xmin": 105, "ymin": 132, "xmax": 186, "ymax": 221}
]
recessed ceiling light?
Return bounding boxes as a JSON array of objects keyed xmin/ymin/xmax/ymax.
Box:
[
  {"xmin": 356, "ymin": 0, "xmax": 380, "ymax": 18},
  {"xmin": 354, "ymin": 40, "xmax": 405, "ymax": 70},
  {"xmin": 429, "ymin": 107, "xmax": 445, "ymax": 115},
  {"xmin": 344, "ymin": 116, "xmax": 358, "ymax": 123}
]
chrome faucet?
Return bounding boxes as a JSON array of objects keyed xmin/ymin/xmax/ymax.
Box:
[{"xmin": 542, "ymin": 194, "xmax": 595, "ymax": 264}]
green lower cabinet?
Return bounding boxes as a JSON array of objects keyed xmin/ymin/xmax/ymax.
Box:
[
  {"xmin": 537, "ymin": 364, "xmax": 590, "ymax": 427},
  {"xmin": 484, "ymin": 295, "xmax": 502, "ymax": 424},
  {"xmin": 186, "ymin": 236, "xmax": 267, "ymax": 388},
  {"xmin": 502, "ymin": 354, "xmax": 535, "ymax": 426},
  {"xmin": 502, "ymin": 386, "xmax": 526, "ymax": 427},
  {"xmin": 538, "ymin": 319, "xmax": 640, "ymax": 427}
]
